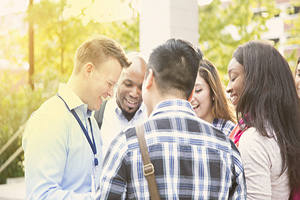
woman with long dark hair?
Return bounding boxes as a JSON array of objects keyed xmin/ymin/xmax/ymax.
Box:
[{"xmin": 226, "ymin": 40, "xmax": 300, "ymax": 199}]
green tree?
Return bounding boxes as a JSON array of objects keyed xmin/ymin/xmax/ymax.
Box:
[
  {"xmin": 285, "ymin": 1, "xmax": 300, "ymax": 70},
  {"xmin": 0, "ymin": 0, "xmax": 139, "ymax": 183},
  {"xmin": 25, "ymin": 0, "xmax": 139, "ymax": 81},
  {"xmin": 0, "ymin": 71, "xmax": 55, "ymax": 183},
  {"xmin": 198, "ymin": 0, "xmax": 277, "ymax": 83}
]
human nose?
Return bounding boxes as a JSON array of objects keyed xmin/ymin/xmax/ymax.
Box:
[
  {"xmin": 226, "ymin": 82, "xmax": 232, "ymax": 94},
  {"xmin": 189, "ymin": 92, "xmax": 196, "ymax": 103},
  {"xmin": 107, "ymin": 86, "xmax": 114, "ymax": 98},
  {"xmin": 129, "ymin": 87, "xmax": 140, "ymax": 98}
]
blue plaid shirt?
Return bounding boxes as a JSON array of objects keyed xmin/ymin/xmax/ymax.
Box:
[
  {"xmin": 212, "ymin": 118, "xmax": 236, "ymax": 136},
  {"xmin": 99, "ymin": 99, "xmax": 246, "ymax": 200}
]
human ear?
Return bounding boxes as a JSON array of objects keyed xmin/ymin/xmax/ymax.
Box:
[
  {"xmin": 144, "ymin": 69, "xmax": 154, "ymax": 89},
  {"xmin": 85, "ymin": 62, "xmax": 93, "ymax": 74}
]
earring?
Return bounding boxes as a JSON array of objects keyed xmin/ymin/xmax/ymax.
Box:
[{"xmin": 212, "ymin": 97, "xmax": 215, "ymax": 101}]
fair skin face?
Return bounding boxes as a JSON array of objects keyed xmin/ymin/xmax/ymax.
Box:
[
  {"xmin": 226, "ymin": 58, "xmax": 245, "ymax": 106},
  {"xmin": 68, "ymin": 57, "xmax": 122, "ymax": 111},
  {"xmin": 190, "ymin": 73, "xmax": 214, "ymax": 123},
  {"xmin": 116, "ymin": 57, "xmax": 147, "ymax": 121},
  {"xmin": 295, "ymin": 62, "xmax": 300, "ymax": 99}
]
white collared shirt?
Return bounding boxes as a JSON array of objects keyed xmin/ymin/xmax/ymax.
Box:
[{"xmin": 100, "ymin": 98, "xmax": 148, "ymax": 156}]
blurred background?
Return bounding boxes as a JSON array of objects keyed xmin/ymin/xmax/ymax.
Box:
[{"xmin": 0, "ymin": 0, "xmax": 299, "ymax": 198}]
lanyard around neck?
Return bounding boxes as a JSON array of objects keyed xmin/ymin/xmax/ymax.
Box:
[{"xmin": 57, "ymin": 94, "xmax": 98, "ymax": 167}]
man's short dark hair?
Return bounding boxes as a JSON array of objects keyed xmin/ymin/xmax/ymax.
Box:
[{"xmin": 147, "ymin": 38, "xmax": 203, "ymax": 99}]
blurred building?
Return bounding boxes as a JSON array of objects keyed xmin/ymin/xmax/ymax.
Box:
[
  {"xmin": 139, "ymin": 0, "xmax": 199, "ymax": 59},
  {"xmin": 219, "ymin": 0, "xmax": 300, "ymax": 65},
  {"xmin": 260, "ymin": 0, "xmax": 300, "ymax": 60}
]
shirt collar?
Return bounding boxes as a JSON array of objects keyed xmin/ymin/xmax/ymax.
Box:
[
  {"xmin": 112, "ymin": 97, "xmax": 146, "ymax": 121},
  {"xmin": 149, "ymin": 99, "xmax": 196, "ymax": 118},
  {"xmin": 57, "ymin": 83, "xmax": 92, "ymax": 117}
]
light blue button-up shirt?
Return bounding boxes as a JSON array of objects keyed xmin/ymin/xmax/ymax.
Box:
[
  {"xmin": 22, "ymin": 83, "xmax": 102, "ymax": 199},
  {"xmin": 99, "ymin": 97, "xmax": 147, "ymax": 155}
]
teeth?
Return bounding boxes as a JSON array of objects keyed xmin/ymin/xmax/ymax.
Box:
[
  {"xmin": 231, "ymin": 96, "xmax": 237, "ymax": 102},
  {"xmin": 126, "ymin": 99, "xmax": 137, "ymax": 104},
  {"xmin": 192, "ymin": 105, "xmax": 199, "ymax": 109}
]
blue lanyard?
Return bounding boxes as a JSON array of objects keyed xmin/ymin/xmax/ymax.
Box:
[{"xmin": 57, "ymin": 94, "xmax": 98, "ymax": 167}]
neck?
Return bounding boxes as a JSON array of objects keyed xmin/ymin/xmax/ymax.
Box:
[
  {"xmin": 67, "ymin": 75, "xmax": 86, "ymax": 103},
  {"xmin": 203, "ymin": 114, "xmax": 214, "ymax": 124},
  {"xmin": 123, "ymin": 111, "xmax": 136, "ymax": 122},
  {"xmin": 149, "ymin": 92, "xmax": 186, "ymax": 115}
]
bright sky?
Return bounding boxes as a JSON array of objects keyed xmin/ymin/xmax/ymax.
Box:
[
  {"xmin": 0, "ymin": 0, "xmax": 138, "ymax": 23},
  {"xmin": 0, "ymin": 0, "xmax": 224, "ymax": 18},
  {"xmin": 198, "ymin": 0, "xmax": 230, "ymax": 6},
  {"xmin": 198, "ymin": 0, "xmax": 214, "ymax": 6},
  {"xmin": 0, "ymin": 0, "xmax": 29, "ymax": 16}
]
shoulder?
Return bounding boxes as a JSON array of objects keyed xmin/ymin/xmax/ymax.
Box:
[
  {"xmin": 213, "ymin": 118, "xmax": 236, "ymax": 136},
  {"xmin": 223, "ymin": 119, "xmax": 236, "ymax": 127},
  {"xmin": 238, "ymin": 127, "xmax": 278, "ymax": 165},
  {"xmin": 239, "ymin": 128, "xmax": 264, "ymax": 150},
  {"xmin": 122, "ymin": 126, "xmax": 140, "ymax": 151},
  {"xmin": 23, "ymin": 97, "xmax": 71, "ymax": 149},
  {"xmin": 24, "ymin": 95, "xmax": 72, "ymax": 134},
  {"xmin": 239, "ymin": 127, "xmax": 273, "ymax": 148},
  {"xmin": 102, "ymin": 129, "xmax": 129, "ymax": 166},
  {"xmin": 37, "ymin": 95, "xmax": 70, "ymax": 117},
  {"xmin": 213, "ymin": 118, "xmax": 235, "ymax": 128},
  {"xmin": 25, "ymin": 97, "xmax": 69, "ymax": 131}
]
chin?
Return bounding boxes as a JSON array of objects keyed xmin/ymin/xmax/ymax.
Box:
[
  {"xmin": 93, "ymin": 104, "xmax": 101, "ymax": 111},
  {"xmin": 125, "ymin": 108, "xmax": 137, "ymax": 115}
]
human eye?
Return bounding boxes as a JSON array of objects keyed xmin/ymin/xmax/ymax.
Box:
[
  {"xmin": 107, "ymin": 81, "xmax": 113, "ymax": 87},
  {"xmin": 138, "ymin": 85, "xmax": 143, "ymax": 91},
  {"xmin": 124, "ymin": 81, "xmax": 133, "ymax": 87},
  {"xmin": 229, "ymin": 74, "xmax": 237, "ymax": 82},
  {"xmin": 231, "ymin": 76, "xmax": 237, "ymax": 82},
  {"xmin": 195, "ymin": 88, "xmax": 202, "ymax": 93}
]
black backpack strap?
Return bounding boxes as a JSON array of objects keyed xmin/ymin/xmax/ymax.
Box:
[{"xmin": 94, "ymin": 100, "xmax": 108, "ymax": 129}]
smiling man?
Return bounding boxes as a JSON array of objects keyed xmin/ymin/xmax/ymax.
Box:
[
  {"xmin": 94, "ymin": 52, "xmax": 148, "ymax": 155},
  {"xmin": 22, "ymin": 35, "xmax": 129, "ymax": 199}
]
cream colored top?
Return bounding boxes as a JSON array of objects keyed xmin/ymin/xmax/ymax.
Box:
[{"xmin": 239, "ymin": 127, "xmax": 290, "ymax": 200}]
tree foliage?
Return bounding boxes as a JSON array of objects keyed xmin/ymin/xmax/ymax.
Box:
[
  {"xmin": 285, "ymin": 0, "xmax": 300, "ymax": 70},
  {"xmin": 24, "ymin": 0, "xmax": 139, "ymax": 81},
  {"xmin": 0, "ymin": 0, "xmax": 139, "ymax": 183},
  {"xmin": 198, "ymin": 0, "xmax": 277, "ymax": 83}
]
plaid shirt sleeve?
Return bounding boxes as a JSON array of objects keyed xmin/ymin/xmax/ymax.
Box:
[
  {"xmin": 99, "ymin": 131, "xmax": 129, "ymax": 200},
  {"xmin": 212, "ymin": 118, "xmax": 236, "ymax": 136},
  {"xmin": 229, "ymin": 140, "xmax": 247, "ymax": 200}
]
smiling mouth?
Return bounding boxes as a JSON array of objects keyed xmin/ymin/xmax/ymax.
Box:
[
  {"xmin": 230, "ymin": 96, "xmax": 237, "ymax": 103},
  {"xmin": 192, "ymin": 105, "xmax": 199, "ymax": 110},
  {"xmin": 126, "ymin": 97, "xmax": 138, "ymax": 105}
]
